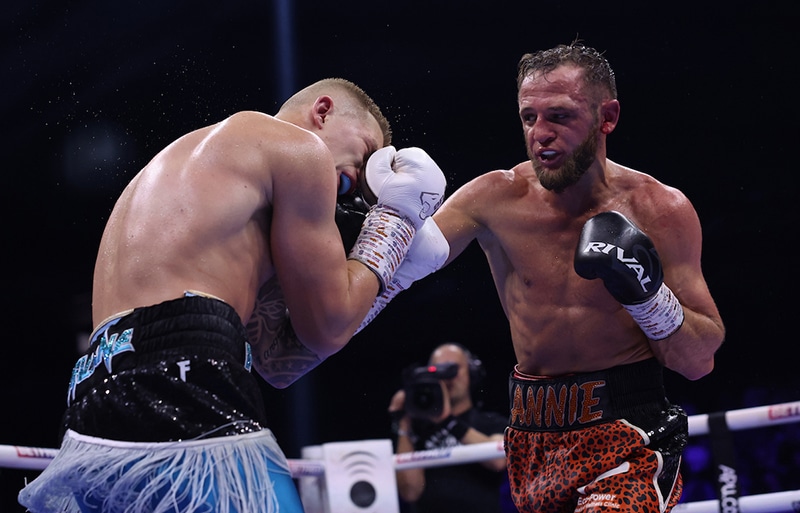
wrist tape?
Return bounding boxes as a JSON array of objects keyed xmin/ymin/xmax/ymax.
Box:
[
  {"xmin": 348, "ymin": 205, "xmax": 415, "ymax": 295},
  {"xmin": 623, "ymin": 283, "xmax": 685, "ymax": 340}
]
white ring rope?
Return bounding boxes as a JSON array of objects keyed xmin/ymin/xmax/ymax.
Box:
[
  {"xmin": 3, "ymin": 401, "xmax": 799, "ymax": 511},
  {"xmin": 687, "ymin": 400, "xmax": 800, "ymax": 436},
  {"xmin": 671, "ymin": 490, "xmax": 800, "ymax": 513}
]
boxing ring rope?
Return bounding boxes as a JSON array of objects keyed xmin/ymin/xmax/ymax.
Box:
[{"xmin": 3, "ymin": 401, "xmax": 799, "ymax": 512}]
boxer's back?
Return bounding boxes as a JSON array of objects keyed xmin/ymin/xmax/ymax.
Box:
[{"xmin": 92, "ymin": 113, "xmax": 278, "ymax": 327}]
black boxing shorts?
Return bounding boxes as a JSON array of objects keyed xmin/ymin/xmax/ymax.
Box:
[
  {"xmin": 504, "ymin": 358, "xmax": 688, "ymax": 513},
  {"xmin": 64, "ymin": 292, "xmax": 266, "ymax": 442},
  {"xmin": 19, "ymin": 293, "xmax": 308, "ymax": 513}
]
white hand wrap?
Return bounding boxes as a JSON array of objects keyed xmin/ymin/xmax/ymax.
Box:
[
  {"xmin": 623, "ymin": 283, "xmax": 685, "ymax": 340},
  {"xmin": 354, "ymin": 218, "xmax": 449, "ymax": 334},
  {"xmin": 348, "ymin": 205, "xmax": 416, "ymax": 295}
]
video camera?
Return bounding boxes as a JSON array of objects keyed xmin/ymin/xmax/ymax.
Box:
[{"xmin": 402, "ymin": 362, "xmax": 459, "ymax": 419}]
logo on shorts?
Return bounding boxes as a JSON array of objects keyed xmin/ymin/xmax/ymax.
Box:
[
  {"xmin": 67, "ymin": 328, "xmax": 135, "ymax": 405},
  {"xmin": 510, "ymin": 380, "xmax": 607, "ymax": 430},
  {"xmin": 576, "ymin": 493, "xmax": 620, "ymax": 511}
]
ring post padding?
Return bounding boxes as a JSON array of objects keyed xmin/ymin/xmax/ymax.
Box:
[
  {"xmin": 708, "ymin": 411, "xmax": 741, "ymax": 512},
  {"xmin": 298, "ymin": 439, "xmax": 400, "ymax": 513},
  {"xmin": 299, "ymin": 445, "xmax": 327, "ymax": 513}
]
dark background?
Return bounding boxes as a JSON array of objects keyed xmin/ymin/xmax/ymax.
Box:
[{"xmin": 2, "ymin": 0, "xmax": 798, "ymax": 510}]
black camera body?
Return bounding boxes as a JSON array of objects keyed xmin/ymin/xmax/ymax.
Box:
[{"xmin": 402, "ymin": 362, "xmax": 459, "ymax": 419}]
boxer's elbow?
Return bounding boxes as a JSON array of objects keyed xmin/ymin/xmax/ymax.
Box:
[
  {"xmin": 665, "ymin": 349, "xmax": 717, "ymax": 381},
  {"xmin": 300, "ymin": 338, "xmax": 348, "ymax": 361},
  {"xmin": 288, "ymin": 293, "xmax": 369, "ymax": 358},
  {"xmin": 657, "ymin": 317, "xmax": 724, "ymax": 381},
  {"xmin": 292, "ymin": 320, "xmax": 353, "ymax": 360},
  {"xmin": 249, "ymin": 320, "xmax": 333, "ymax": 388},
  {"xmin": 259, "ymin": 371, "xmax": 297, "ymax": 390},
  {"xmin": 679, "ymin": 358, "xmax": 714, "ymax": 381}
]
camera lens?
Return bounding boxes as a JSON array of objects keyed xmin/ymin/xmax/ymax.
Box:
[
  {"xmin": 412, "ymin": 384, "xmax": 436, "ymax": 409},
  {"xmin": 402, "ymin": 362, "xmax": 458, "ymax": 419}
]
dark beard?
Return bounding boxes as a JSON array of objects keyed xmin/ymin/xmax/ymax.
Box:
[{"xmin": 531, "ymin": 130, "xmax": 598, "ymax": 193}]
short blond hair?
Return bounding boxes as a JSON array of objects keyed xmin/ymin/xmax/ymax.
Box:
[{"xmin": 279, "ymin": 78, "xmax": 392, "ymax": 146}]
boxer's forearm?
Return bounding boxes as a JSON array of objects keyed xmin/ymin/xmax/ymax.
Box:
[{"xmin": 245, "ymin": 278, "xmax": 323, "ymax": 388}]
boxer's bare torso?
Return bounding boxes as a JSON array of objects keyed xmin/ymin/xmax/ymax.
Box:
[
  {"xmin": 434, "ymin": 158, "xmax": 720, "ymax": 378},
  {"xmin": 93, "ymin": 112, "xmax": 285, "ymax": 325},
  {"xmin": 92, "ymin": 108, "xmax": 384, "ymax": 386}
]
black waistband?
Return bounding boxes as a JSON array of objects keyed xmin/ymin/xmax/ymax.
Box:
[
  {"xmin": 68, "ymin": 295, "xmax": 252, "ymax": 406},
  {"xmin": 87, "ymin": 294, "xmax": 250, "ymax": 361},
  {"xmin": 508, "ymin": 358, "xmax": 666, "ymax": 432}
]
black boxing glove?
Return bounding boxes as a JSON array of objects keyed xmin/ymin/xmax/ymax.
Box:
[
  {"xmin": 574, "ymin": 211, "xmax": 684, "ymax": 340},
  {"xmin": 335, "ymin": 193, "xmax": 370, "ymax": 253},
  {"xmin": 574, "ymin": 211, "xmax": 663, "ymax": 303}
]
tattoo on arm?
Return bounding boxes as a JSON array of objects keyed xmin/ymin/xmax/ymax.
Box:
[{"xmin": 246, "ymin": 277, "xmax": 323, "ymax": 388}]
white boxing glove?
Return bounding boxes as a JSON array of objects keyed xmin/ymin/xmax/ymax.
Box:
[
  {"xmin": 348, "ymin": 146, "xmax": 447, "ymax": 294},
  {"xmin": 354, "ymin": 217, "xmax": 449, "ymax": 334},
  {"xmin": 366, "ymin": 146, "xmax": 446, "ymax": 228},
  {"xmin": 393, "ymin": 216, "xmax": 449, "ymax": 288}
]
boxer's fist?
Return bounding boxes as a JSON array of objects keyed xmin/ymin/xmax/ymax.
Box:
[
  {"xmin": 574, "ymin": 211, "xmax": 684, "ymax": 340},
  {"xmin": 574, "ymin": 211, "xmax": 663, "ymax": 305},
  {"xmin": 366, "ymin": 146, "xmax": 446, "ymax": 228}
]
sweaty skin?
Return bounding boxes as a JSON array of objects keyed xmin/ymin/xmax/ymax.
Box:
[
  {"xmin": 92, "ymin": 107, "xmax": 384, "ymax": 387},
  {"xmin": 433, "ymin": 65, "xmax": 724, "ymax": 380}
]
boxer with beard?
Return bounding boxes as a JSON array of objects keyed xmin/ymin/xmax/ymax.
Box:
[{"xmin": 428, "ymin": 43, "xmax": 726, "ymax": 513}]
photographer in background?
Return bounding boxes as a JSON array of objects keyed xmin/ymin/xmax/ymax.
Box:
[{"xmin": 388, "ymin": 342, "xmax": 509, "ymax": 512}]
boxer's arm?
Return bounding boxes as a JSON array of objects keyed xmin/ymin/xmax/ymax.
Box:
[
  {"xmin": 349, "ymin": 147, "xmax": 448, "ymax": 333},
  {"xmin": 347, "ymin": 146, "xmax": 446, "ymax": 294},
  {"xmin": 354, "ymin": 217, "xmax": 449, "ymax": 334},
  {"xmin": 267, "ymin": 142, "xmax": 446, "ymax": 381},
  {"xmin": 574, "ymin": 210, "xmax": 687, "ymax": 340},
  {"xmin": 640, "ymin": 195, "xmax": 725, "ymax": 380},
  {"xmin": 365, "ymin": 173, "xmax": 500, "ymax": 338},
  {"xmin": 431, "ymin": 174, "xmax": 491, "ymax": 266},
  {"xmin": 270, "ymin": 136, "xmax": 381, "ymax": 363},
  {"xmin": 574, "ymin": 190, "xmax": 725, "ymax": 380}
]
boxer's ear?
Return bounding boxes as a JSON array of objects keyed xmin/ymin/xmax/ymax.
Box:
[
  {"xmin": 312, "ymin": 95, "xmax": 334, "ymax": 128},
  {"xmin": 599, "ymin": 99, "xmax": 619, "ymax": 134}
]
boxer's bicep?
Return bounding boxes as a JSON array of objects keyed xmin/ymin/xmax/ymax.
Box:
[
  {"xmin": 269, "ymin": 149, "xmax": 375, "ymax": 358},
  {"xmin": 433, "ymin": 190, "xmax": 483, "ymax": 266}
]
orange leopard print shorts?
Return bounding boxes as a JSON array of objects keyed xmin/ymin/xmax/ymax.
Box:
[{"xmin": 504, "ymin": 359, "xmax": 687, "ymax": 512}]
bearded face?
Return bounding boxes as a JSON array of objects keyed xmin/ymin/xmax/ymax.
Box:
[{"xmin": 530, "ymin": 121, "xmax": 599, "ymax": 193}]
